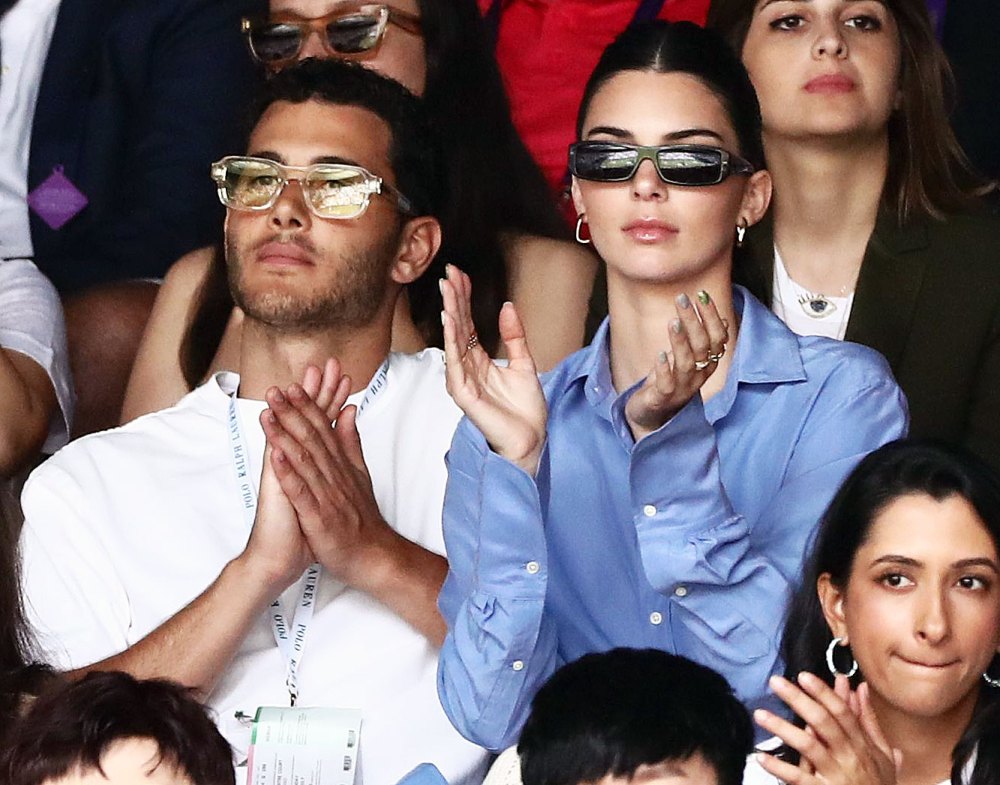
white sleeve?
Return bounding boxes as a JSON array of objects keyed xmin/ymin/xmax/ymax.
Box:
[
  {"xmin": 0, "ymin": 259, "xmax": 74, "ymax": 452},
  {"xmin": 20, "ymin": 458, "xmax": 130, "ymax": 669}
]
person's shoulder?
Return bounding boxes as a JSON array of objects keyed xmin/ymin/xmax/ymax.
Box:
[
  {"xmin": 796, "ymin": 333, "xmax": 896, "ymax": 389},
  {"xmin": 25, "ymin": 378, "xmax": 226, "ymax": 487}
]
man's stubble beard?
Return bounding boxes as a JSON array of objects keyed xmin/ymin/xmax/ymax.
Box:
[{"xmin": 226, "ymin": 230, "xmax": 400, "ymax": 334}]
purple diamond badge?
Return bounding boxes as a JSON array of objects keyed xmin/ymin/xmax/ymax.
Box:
[{"xmin": 27, "ymin": 166, "xmax": 88, "ymax": 230}]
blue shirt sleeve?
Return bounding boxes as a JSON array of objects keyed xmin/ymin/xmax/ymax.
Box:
[{"xmin": 437, "ymin": 417, "xmax": 558, "ymax": 750}]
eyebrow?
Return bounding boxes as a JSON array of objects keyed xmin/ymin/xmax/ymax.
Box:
[
  {"xmin": 870, "ymin": 555, "xmax": 1000, "ymax": 573},
  {"xmin": 756, "ymin": 0, "xmax": 888, "ymax": 9},
  {"xmin": 246, "ymin": 151, "xmax": 364, "ymax": 168},
  {"xmin": 584, "ymin": 126, "xmax": 726, "ymax": 143}
]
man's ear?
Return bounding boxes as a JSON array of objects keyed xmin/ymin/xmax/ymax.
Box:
[
  {"xmin": 817, "ymin": 573, "xmax": 849, "ymax": 642},
  {"xmin": 391, "ymin": 216, "xmax": 442, "ymax": 284},
  {"xmin": 739, "ymin": 169, "xmax": 772, "ymax": 230}
]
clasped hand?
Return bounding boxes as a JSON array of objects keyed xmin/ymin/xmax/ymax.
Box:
[{"xmin": 244, "ymin": 358, "xmax": 394, "ymax": 592}]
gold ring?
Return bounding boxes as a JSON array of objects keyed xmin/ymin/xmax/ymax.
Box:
[{"xmin": 694, "ymin": 358, "xmax": 711, "ymax": 371}]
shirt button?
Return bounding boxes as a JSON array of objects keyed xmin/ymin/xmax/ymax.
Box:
[
  {"xmin": 512, "ymin": 660, "xmax": 525, "ymax": 672},
  {"xmin": 642, "ymin": 504, "xmax": 657, "ymax": 517},
  {"xmin": 674, "ymin": 586, "xmax": 689, "ymax": 598},
  {"xmin": 526, "ymin": 561, "xmax": 540, "ymax": 574},
  {"xmin": 649, "ymin": 611, "xmax": 663, "ymax": 625}
]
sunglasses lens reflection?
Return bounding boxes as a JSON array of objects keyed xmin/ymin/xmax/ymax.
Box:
[
  {"xmin": 655, "ymin": 149, "xmax": 724, "ymax": 186},
  {"xmin": 326, "ymin": 13, "xmax": 384, "ymax": 53},
  {"xmin": 251, "ymin": 24, "xmax": 304, "ymax": 62}
]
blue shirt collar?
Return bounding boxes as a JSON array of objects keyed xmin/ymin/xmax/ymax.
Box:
[{"xmin": 572, "ymin": 286, "xmax": 806, "ymax": 419}]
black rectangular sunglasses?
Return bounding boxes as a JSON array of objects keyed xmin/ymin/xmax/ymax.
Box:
[{"xmin": 569, "ymin": 142, "xmax": 756, "ymax": 186}]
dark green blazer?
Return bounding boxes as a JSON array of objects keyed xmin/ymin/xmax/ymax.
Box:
[{"xmin": 737, "ymin": 211, "xmax": 1000, "ymax": 473}]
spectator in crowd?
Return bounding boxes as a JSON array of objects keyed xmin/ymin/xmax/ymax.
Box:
[
  {"xmin": 707, "ymin": 0, "xmax": 1000, "ymax": 472},
  {"xmin": 436, "ymin": 20, "xmax": 907, "ymax": 751},
  {"xmin": 19, "ymin": 59, "xmax": 487, "ymax": 784},
  {"xmin": 121, "ymin": 0, "xmax": 597, "ymax": 424},
  {"xmin": 486, "ymin": 648, "xmax": 753, "ymax": 785},
  {"xmin": 0, "ymin": 260, "xmax": 72, "ymax": 474},
  {"xmin": 0, "ymin": 671, "xmax": 234, "ymax": 785},
  {"xmin": 746, "ymin": 440, "xmax": 1000, "ymax": 785},
  {"xmin": 2, "ymin": 0, "xmax": 264, "ymax": 437}
]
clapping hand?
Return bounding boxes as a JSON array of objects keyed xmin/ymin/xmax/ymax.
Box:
[
  {"xmin": 754, "ymin": 673, "xmax": 901, "ymax": 785},
  {"xmin": 624, "ymin": 291, "xmax": 729, "ymax": 441},
  {"xmin": 440, "ymin": 264, "xmax": 548, "ymax": 476}
]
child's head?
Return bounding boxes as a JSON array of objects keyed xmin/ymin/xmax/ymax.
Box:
[
  {"xmin": 518, "ymin": 648, "xmax": 752, "ymax": 785},
  {"xmin": 0, "ymin": 671, "xmax": 234, "ymax": 785}
]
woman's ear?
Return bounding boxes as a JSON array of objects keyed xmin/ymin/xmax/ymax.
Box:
[
  {"xmin": 739, "ymin": 169, "xmax": 772, "ymax": 229},
  {"xmin": 391, "ymin": 216, "xmax": 443, "ymax": 284},
  {"xmin": 817, "ymin": 573, "xmax": 849, "ymax": 642},
  {"xmin": 570, "ymin": 177, "xmax": 585, "ymax": 219}
]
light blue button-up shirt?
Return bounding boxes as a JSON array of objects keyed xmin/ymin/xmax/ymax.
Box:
[{"xmin": 437, "ymin": 287, "xmax": 908, "ymax": 750}]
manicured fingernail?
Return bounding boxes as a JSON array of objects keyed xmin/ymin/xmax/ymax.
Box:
[
  {"xmin": 272, "ymin": 390, "xmax": 284, "ymax": 403},
  {"xmin": 441, "ymin": 310, "xmax": 446, "ymax": 325},
  {"xmin": 444, "ymin": 263, "xmax": 452, "ymax": 274},
  {"xmin": 753, "ymin": 709, "xmax": 770, "ymax": 722},
  {"xmin": 676, "ymin": 293, "xmax": 691, "ymax": 309},
  {"xmin": 671, "ymin": 319, "xmax": 683, "ymax": 334},
  {"xmin": 798, "ymin": 671, "xmax": 820, "ymax": 688},
  {"xmin": 438, "ymin": 278, "xmax": 445, "ymax": 294},
  {"xmin": 264, "ymin": 411, "xmax": 275, "ymax": 424},
  {"xmin": 274, "ymin": 448, "xmax": 285, "ymax": 463},
  {"xmin": 697, "ymin": 290, "xmax": 710, "ymax": 305},
  {"xmin": 658, "ymin": 351, "xmax": 668, "ymax": 364},
  {"xmin": 769, "ymin": 675, "xmax": 788, "ymax": 690}
]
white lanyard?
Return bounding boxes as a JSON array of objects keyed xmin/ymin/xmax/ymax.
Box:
[{"xmin": 227, "ymin": 360, "xmax": 390, "ymax": 705}]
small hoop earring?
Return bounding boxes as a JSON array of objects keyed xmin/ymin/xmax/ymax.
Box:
[
  {"xmin": 825, "ymin": 637, "xmax": 858, "ymax": 678},
  {"xmin": 983, "ymin": 667, "xmax": 1000, "ymax": 688},
  {"xmin": 735, "ymin": 220, "xmax": 747, "ymax": 248},
  {"xmin": 575, "ymin": 215, "xmax": 591, "ymax": 245}
]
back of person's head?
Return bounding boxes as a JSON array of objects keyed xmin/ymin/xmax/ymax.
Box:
[
  {"xmin": 576, "ymin": 21, "xmax": 764, "ymax": 172},
  {"xmin": 706, "ymin": 0, "xmax": 992, "ymax": 221},
  {"xmin": 0, "ymin": 671, "xmax": 234, "ymax": 785},
  {"xmin": 517, "ymin": 648, "xmax": 752, "ymax": 785},
  {"xmin": 782, "ymin": 439, "xmax": 1000, "ymax": 785},
  {"xmin": 251, "ymin": 57, "xmax": 443, "ymax": 220}
]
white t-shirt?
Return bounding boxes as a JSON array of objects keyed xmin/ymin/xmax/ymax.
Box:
[
  {"xmin": 20, "ymin": 349, "xmax": 487, "ymax": 785},
  {"xmin": 0, "ymin": 0, "xmax": 62, "ymax": 260},
  {"xmin": 0, "ymin": 258, "xmax": 72, "ymax": 451},
  {"xmin": 771, "ymin": 247, "xmax": 854, "ymax": 341}
]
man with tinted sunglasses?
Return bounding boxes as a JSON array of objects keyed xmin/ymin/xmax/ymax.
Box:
[{"xmin": 19, "ymin": 59, "xmax": 489, "ymax": 785}]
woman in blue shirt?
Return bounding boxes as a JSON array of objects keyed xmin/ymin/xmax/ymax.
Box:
[{"xmin": 436, "ymin": 20, "xmax": 907, "ymax": 751}]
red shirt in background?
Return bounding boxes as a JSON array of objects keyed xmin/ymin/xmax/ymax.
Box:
[{"xmin": 481, "ymin": 0, "xmax": 709, "ymax": 215}]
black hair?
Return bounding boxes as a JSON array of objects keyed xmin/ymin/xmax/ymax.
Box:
[
  {"xmin": 251, "ymin": 57, "xmax": 442, "ymax": 219},
  {"xmin": 517, "ymin": 648, "xmax": 753, "ymax": 785},
  {"xmin": 781, "ymin": 439, "xmax": 1000, "ymax": 785},
  {"xmin": 575, "ymin": 21, "xmax": 765, "ymax": 171},
  {"xmin": 0, "ymin": 493, "xmax": 53, "ymax": 740},
  {"xmin": 410, "ymin": 0, "xmax": 570, "ymax": 350},
  {"xmin": 0, "ymin": 671, "xmax": 235, "ymax": 785}
]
